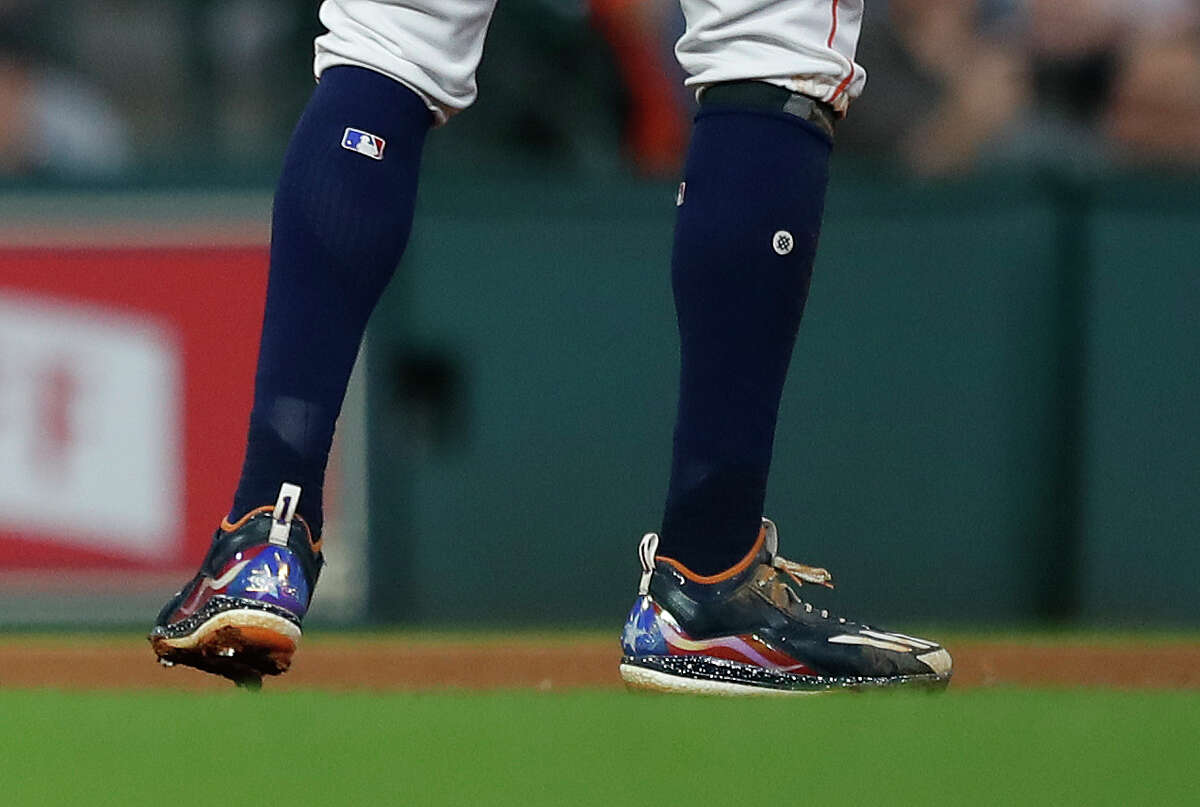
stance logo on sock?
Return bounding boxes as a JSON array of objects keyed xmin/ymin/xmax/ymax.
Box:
[
  {"xmin": 342, "ymin": 127, "xmax": 386, "ymax": 160},
  {"xmin": 772, "ymin": 230, "xmax": 794, "ymax": 255}
]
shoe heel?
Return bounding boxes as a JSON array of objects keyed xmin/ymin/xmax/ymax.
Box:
[{"xmin": 222, "ymin": 544, "xmax": 312, "ymax": 620}]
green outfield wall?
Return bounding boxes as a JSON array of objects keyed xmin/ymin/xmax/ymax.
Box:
[
  {"xmin": 1078, "ymin": 179, "xmax": 1200, "ymax": 623},
  {"xmin": 365, "ymin": 173, "xmax": 1198, "ymax": 627}
]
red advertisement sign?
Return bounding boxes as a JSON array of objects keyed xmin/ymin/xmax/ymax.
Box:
[{"xmin": 0, "ymin": 247, "xmax": 268, "ymax": 571}]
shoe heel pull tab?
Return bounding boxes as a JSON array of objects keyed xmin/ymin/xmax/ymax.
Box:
[
  {"xmin": 637, "ymin": 533, "xmax": 659, "ymax": 595},
  {"xmin": 269, "ymin": 483, "xmax": 302, "ymax": 547},
  {"xmin": 761, "ymin": 517, "xmax": 779, "ymax": 557}
]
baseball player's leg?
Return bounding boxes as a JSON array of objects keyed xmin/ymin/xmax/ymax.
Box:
[
  {"xmin": 622, "ymin": 1, "xmax": 951, "ymax": 694},
  {"xmin": 656, "ymin": 0, "xmax": 863, "ymax": 575},
  {"xmin": 151, "ymin": 0, "xmax": 496, "ymax": 685},
  {"xmin": 232, "ymin": 0, "xmax": 497, "ymax": 529}
]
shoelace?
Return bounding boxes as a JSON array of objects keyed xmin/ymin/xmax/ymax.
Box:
[
  {"xmin": 772, "ymin": 555, "xmax": 834, "ymax": 589},
  {"xmin": 767, "ymin": 556, "xmax": 847, "ymax": 622}
]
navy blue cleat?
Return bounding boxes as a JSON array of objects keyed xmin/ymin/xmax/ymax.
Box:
[
  {"xmin": 619, "ymin": 519, "xmax": 952, "ymax": 695},
  {"xmin": 149, "ymin": 483, "xmax": 323, "ymax": 688}
]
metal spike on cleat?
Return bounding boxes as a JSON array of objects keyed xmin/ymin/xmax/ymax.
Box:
[{"xmin": 232, "ymin": 672, "xmax": 263, "ymax": 691}]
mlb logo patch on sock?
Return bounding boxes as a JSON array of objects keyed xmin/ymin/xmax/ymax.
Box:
[{"xmin": 342, "ymin": 127, "xmax": 385, "ymax": 160}]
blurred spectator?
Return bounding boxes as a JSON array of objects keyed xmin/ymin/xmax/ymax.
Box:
[
  {"xmin": 842, "ymin": 0, "xmax": 1200, "ymax": 176},
  {"xmin": 1106, "ymin": 15, "xmax": 1200, "ymax": 165},
  {"xmin": 839, "ymin": 0, "xmax": 1029, "ymax": 177},
  {"xmin": 589, "ymin": 0, "xmax": 688, "ymax": 176},
  {"xmin": 984, "ymin": 0, "xmax": 1130, "ymax": 173},
  {"xmin": 990, "ymin": 0, "xmax": 1200, "ymax": 172},
  {"xmin": 203, "ymin": 0, "xmax": 310, "ymax": 159},
  {"xmin": 0, "ymin": 29, "xmax": 131, "ymax": 179},
  {"xmin": 424, "ymin": 0, "xmax": 626, "ymax": 176}
]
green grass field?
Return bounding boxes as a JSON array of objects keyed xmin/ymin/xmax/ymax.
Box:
[{"xmin": 2, "ymin": 688, "xmax": 1195, "ymax": 806}]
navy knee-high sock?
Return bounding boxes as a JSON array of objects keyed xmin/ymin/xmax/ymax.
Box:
[
  {"xmin": 230, "ymin": 66, "xmax": 431, "ymax": 534},
  {"xmin": 658, "ymin": 97, "xmax": 831, "ymax": 575}
]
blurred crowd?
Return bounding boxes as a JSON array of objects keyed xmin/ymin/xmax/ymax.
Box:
[
  {"xmin": 841, "ymin": 0, "xmax": 1200, "ymax": 176},
  {"xmin": 0, "ymin": 0, "xmax": 318, "ymax": 181},
  {"xmin": 1, "ymin": 0, "xmax": 1198, "ymax": 181}
]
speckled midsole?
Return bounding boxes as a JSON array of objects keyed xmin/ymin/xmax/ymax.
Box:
[
  {"xmin": 621, "ymin": 654, "xmax": 949, "ymax": 693},
  {"xmin": 150, "ymin": 595, "xmax": 302, "ymax": 641}
]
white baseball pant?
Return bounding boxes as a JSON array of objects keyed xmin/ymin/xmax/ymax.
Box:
[{"xmin": 314, "ymin": 0, "xmax": 865, "ymax": 122}]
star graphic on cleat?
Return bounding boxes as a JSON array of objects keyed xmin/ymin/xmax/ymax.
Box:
[
  {"xmin": 622, "ymin": 619, "xmax": 641, "ymax": 651},
  {"xmin": 245, "ymin": 561, "xmax": 298, "ymax": 599}
]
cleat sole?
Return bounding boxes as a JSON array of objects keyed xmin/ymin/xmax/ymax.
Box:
[
  {"xmin": 620, "ymin": 663, "xmax": 828, "ymax": 696},
  {"xmin": 150, "ymin": 609, "xmax": 301, "ymax": 686}
]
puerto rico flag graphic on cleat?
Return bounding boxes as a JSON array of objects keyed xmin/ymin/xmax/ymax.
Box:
[
  {"xmin": 149, "ymin": 483, "xmax": 324, "ymax": 687},
  {"xmin": 619, "ymin": 520, "xmax": 952, "ymax": 695}
]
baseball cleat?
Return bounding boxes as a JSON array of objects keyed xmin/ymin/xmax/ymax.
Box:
[
  {"xmin": 149, "ymin": 483, "xmax": 323, "ymax": 688},
  {"xmin": 619, "ymin": 519, "xmax": 952, "ymax": 695}
]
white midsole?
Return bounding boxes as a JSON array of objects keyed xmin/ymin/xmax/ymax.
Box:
[
  {"xmin": 619, "ymin": 663, "xmax": 829, "ymax": 697},
  {"xmin": 160, "ymin": 609, "xmax": 301, "ymax": 650}
]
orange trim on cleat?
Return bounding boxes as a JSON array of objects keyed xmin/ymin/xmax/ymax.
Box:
[{"xmin": 657, "ymin": 526, "xmax": 767, "ymax": 584}]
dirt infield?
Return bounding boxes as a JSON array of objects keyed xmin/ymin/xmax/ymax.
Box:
[{"xmin": 2, "ymin": 635, "xmax": 1199, "ymax": 692}]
